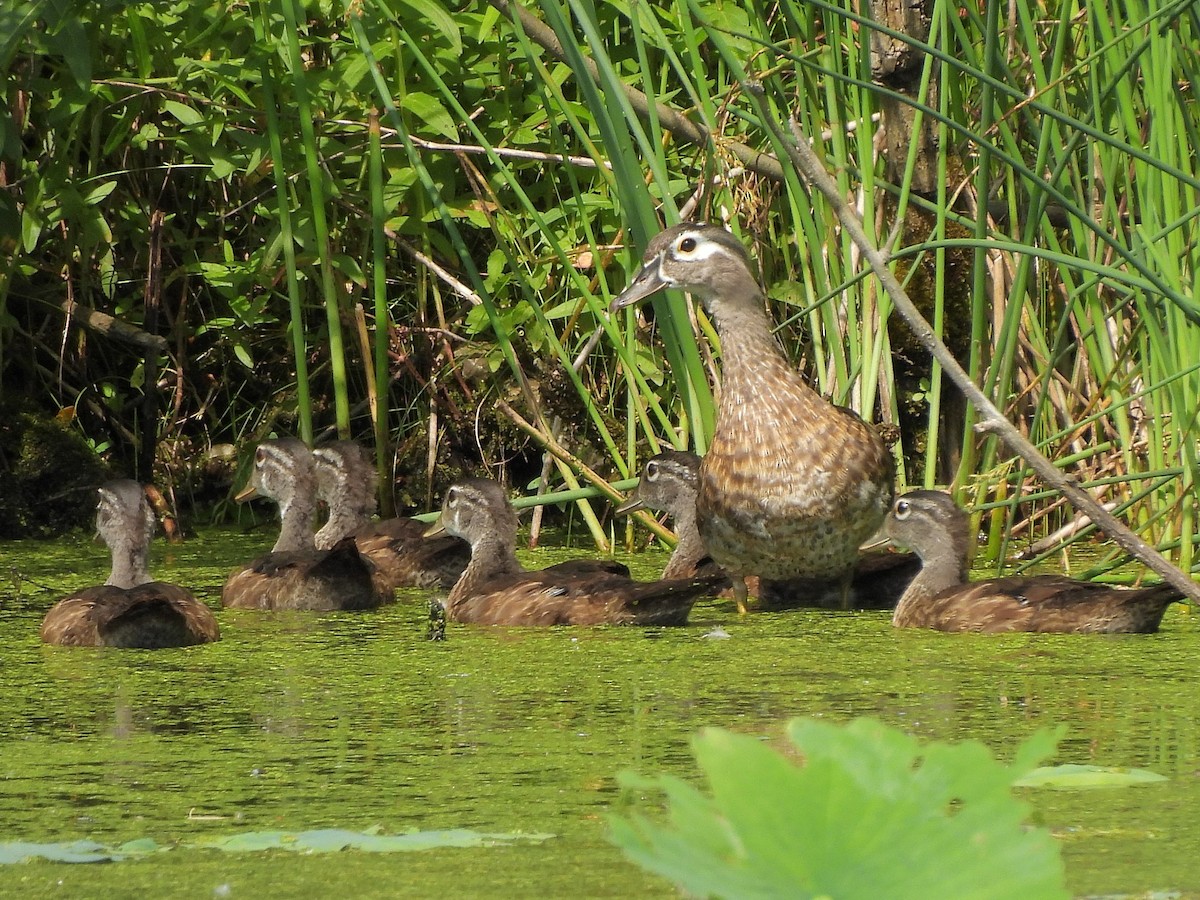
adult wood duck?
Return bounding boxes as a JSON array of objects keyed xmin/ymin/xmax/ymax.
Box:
[
  {"xmin": 619, "ymin": 450, "xmax": 917, "ymax": 610},
  {"xmin": 41, "ymin": 480, "xmax": 220, "ymax": 648},
  {"xmin": 612, "ymin": 223, "xmax": 895, "ymax": 612},
  {"xmin": 425, "ymin": 478, "xmax": 724, "ymax": 626},
  {"xmin": 221, "ymin": 438, "xmax": 392, "ymax": 611},
  {"xmin": 885, "ymin": 490, "xmax": 1183, "ymax": 633},
  {"xmin": 312, "ymin": 441, "xmax": 470, "ymax": 590}
]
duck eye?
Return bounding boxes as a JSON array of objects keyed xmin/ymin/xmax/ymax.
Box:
[
  {"xmin": 646, "ymin": 461, "xmax": 659, "ymax": 480},
  {"xmin": 254, "ymin": 448, "xmax": 267, "ymax": 466},
  {"xmin": 678, "ymin": 236, "xmax": 697, "ymax": 254},
  {"xmin": 894, "ymin": 499, "xmax": 911, "ymax": 519}
]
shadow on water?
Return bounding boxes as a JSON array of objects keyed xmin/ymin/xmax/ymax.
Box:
[{"xmin": 1, "ymin": 526, "xmax": 1199, "ymax": 897}]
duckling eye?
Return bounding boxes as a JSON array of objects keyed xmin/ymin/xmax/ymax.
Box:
[
  {"xmin": 894, "ymin": 499, "xmax": 911, "ymax": 519},
  {"xmin": 446, "ymin": 489, "xmax": 459, "ymax": 508},
  {"xmin": 646, "ymin": 461, "xmax": 659, "ymax": 480},
  {"xmin": 254, "ymin": 448, "xmax": 268, "ymax": 466},
  {"xmin": 677, "ymin": 236, "xmax": 697, "ymax": 254}
]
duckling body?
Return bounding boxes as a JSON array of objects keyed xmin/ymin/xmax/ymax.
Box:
[
  {"xmin": 221, "ymin": 439, "xmax": 391, "ymax": 611},
  {"xmin": 41, "ymin": 480, "xmax": 220, "ymax": 648},
  {"xmin": 620, "ymin": 450, "xmax": 916, "ymax": 609},
  {"xmin": 885, "ymin": 490, "xmax": 1183, "ymax": 633},
  {"xmin": 312, "ymin": 441, "xmax": 469, "ymax": 590},
  {"xmin": 429, "ymin": 478, "xmax": 723, "ymax": 626},
  {"xmin": 613, "ymin": 224, "xmax": 894, "ymax": 609}
]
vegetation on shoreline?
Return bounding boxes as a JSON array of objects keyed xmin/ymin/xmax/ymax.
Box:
[{"xmin": 3, "ymin": 0, "xmax": 1197, "ymax": 574}]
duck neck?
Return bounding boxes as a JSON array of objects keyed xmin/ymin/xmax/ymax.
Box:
[
  {"xmin": 275, "ymin": 491, "xmax": 316, "ymax": 553},
  {"xmin": 664, "ymin": 504, "xmax": 708, "ymax": 580},
  {"xmin": 892, "ymin": 547, "xmax": 968, "ymax": 626},
  {"xmin": 316, "ymin": 501, "xmax": 370, "ymax": 548},
  {"xmin": 706, "ymin": 283, "xmax": 821, "ymax": 411},
  {"xmin": 448, "ymin": 533, "xmax": 523, "ymax": 605},
  {"xmin": 107, "ymin": 538, "xmax": 152, "ymax": 589}
]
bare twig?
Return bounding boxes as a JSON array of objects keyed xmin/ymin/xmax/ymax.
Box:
[{"xmin": 741, "ymin": 82, "xmax": 1199, "ymax": 602}]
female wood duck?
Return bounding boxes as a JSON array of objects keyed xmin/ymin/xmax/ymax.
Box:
[
  {"xmin": 619, "ymin": 450, "xmax": 917, "ymax": 610},
  {"xmin": 312, "ymin": 441, "xmax": 470, "ymax": 590},
  {"xmin": 221, "ymin": 438, "xmax": 392, "ymax": 611},
  {"xmin": 41, "ymin": 480, "xmax": 220, "ymax": 648},
  {"xmin": 885, "ymin": 490, "xmax": 1183, "ymax": 632},
  {"xmin": 612, "ymin": 223, "xmax": 895, "ymax": 613},
  {"xmin": 425, "ymin": 478, "xmax": 724, "ymax": 626}
]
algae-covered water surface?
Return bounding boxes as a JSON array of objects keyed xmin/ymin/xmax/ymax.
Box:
[{"xmin": 2, "ymin": 528, "xmax": 1199, "ymax": 898}]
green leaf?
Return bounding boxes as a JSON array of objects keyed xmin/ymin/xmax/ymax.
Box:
[
  {"xmin": 403, "ymin": 91, "xmax": 456, "ymax": 140},
  {"xmin": 163, "ymin": 100, "xmax": 202, "ymax": 126},
  {"xmin": 1014, "ymin": 764, "xmax": 1168, "ymax": 790},
  {"xmin": 611, "ymin": 718, "xmax": 1068, "ymax": 900},
  {"xmin": 392, "ymin": 0, "xmax": 462, "ymax": 56}
]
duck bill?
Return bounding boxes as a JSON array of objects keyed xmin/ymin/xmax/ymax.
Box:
[
  {"xmin": 610, "ymin": 258, "xmax": 668, "ymax": 311},
  {"xmin": 234, "ymin": 482, "xmax": 259, "ymax": 503},
  {"xmin": 615, "ymin": 496, "xmax": 646, "ymax": 516},
  {"xmin": 423, "ymin": 517, "xmax": 448, "ymax": 539}
]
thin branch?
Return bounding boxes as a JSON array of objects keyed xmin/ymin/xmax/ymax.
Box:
[{"xmin": 741, "ymin": 82, "xmax": 1199, "ymax": 603}]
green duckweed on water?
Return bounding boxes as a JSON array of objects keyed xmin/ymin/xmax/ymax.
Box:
[{"xmin": 1, "ymin": 526, "xmax": 1199, "ymax": 897}]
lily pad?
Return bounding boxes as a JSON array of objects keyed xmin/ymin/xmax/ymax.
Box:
[
  {"xmin": 0, "ymin": 838, "xmax": 163, "ymax": 864},
  {"xmin": 195, "ymin": 828, "xmax": 554, "ymax": 854},
  {"xmin": 1014, "ymin": 764, "xmax": 1167, "ymax": 789}
]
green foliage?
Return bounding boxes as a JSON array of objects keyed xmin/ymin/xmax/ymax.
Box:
[
  {"xmin": 610, "ymin": 718, "xmax": 1068, "ymax": 899},
  {"xmin": 3, "ymin": 0, "xmax": 1197, "ymax": 564}
]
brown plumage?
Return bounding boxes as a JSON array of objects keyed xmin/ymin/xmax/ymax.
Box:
[
  {"xmin": 312, "ymin": 441, "xmax": 470, "ymax": 590},
  {"xmin": 41, "ymin": 480, "xmax": 220, "ymax": 648},
  {"xmin": 885, "ymin": 490, "xmax": 1183, "ymax": 633},
  {"xmin": 619, "ymin": 450, "xmax": 917, "ymax": 609},
  {"xmin": 427, "ymin": 478, "xmax": 724, "ymax": 626},
  {"xmin": 612, "ymin": 223, "xmax": 895, "ymax": 612},
  {"xmin": 221, "ymin": 438, "xmax": 392, "ymax": 611}
]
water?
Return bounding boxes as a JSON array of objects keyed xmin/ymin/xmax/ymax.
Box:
[{"xmin": 2, "ymin": 527, "xmax": 1198, "ymax": 897}]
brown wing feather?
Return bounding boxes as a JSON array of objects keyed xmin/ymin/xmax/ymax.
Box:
[
  {"xmin": 353, "ymin": 518, "xmax": 470, "ymax": 590},
  {"xmin": 42, "ymin": 584, "xmax": 219, "ymax": 648},
  {"xmin": 917, "ymin": 577, "xmax": 1181, "ymax": 634},
  {"xmin": 222, "ymin": 538, "xmax": 393, "ymax": 611},
  {"xmin": 447, "ymin": 569, "xmax": 723, "ymax": 626}
]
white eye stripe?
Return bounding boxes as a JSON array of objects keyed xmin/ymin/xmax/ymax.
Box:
[{"xmin": 675, "ymin": 234, "xmax": 732, "ymax": 262}]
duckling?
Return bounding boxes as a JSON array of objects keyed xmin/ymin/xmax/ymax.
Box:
[
  {"xmin": 612, "ymin": 223, "xmax": 895, "ymax": 613},
  {"xmin": 616, "ymin": 450, "xmax": 733, "ymax": 586},
  {"xmin": 312, "ymin": 441, "xmax": 470, "ymax": 590},
  {"xmin": 41, "ymin": 480, "xmax": 220, "ymax": 648},
  {"xmin": 426, "ymin": 478, "xmax": 724, "ymax": 626},
  {"xmin": 885, "ymin": 490, "xmax": 1184, "ymax": 633},
  {"xmin": 619, "ymin": 450, "xmax": 918, "ymax": 609},
  {"xmin": 221, "ymin": 438, "xmax": 392, "ymax": 611}
]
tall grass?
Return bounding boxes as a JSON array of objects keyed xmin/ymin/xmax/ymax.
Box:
[{"xmin": 4, "ymin": 0, "xmax": 1197, "ymax": 565}]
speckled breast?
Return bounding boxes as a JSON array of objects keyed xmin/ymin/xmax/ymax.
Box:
[{"xmin": 695, "ymin": 402, "xmax": 894, "ymax": 582}]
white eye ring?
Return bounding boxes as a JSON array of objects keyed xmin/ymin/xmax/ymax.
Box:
[
  {"xmin": 676, "ymin": 236, "xmax": 698, "ymax": 255},
  {"xmin": 894, "ymin": 499, "xmax": 912, "ymax": 519},
  {"xmin": 645, "ymin": 461, "xmax": 659, "ymax": 480}
]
